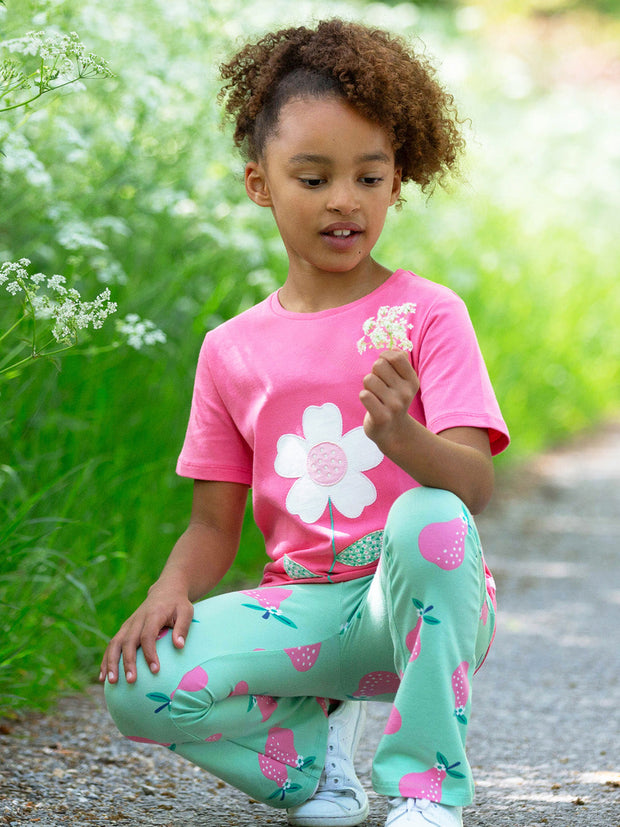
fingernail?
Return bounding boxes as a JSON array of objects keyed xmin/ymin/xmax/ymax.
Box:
[
  {"xmin": 126, "ymin": 671, "xmax": 134, "ymax": 681},
  {"xmin": 177, "ymin": 636, "xmax": 185, "ymax": 647},
  {"xmin": 108, "ymin": 671, "xmax": 115, "ymax": 682},
  {"xmin": 150, "ymin": 662, "xmax": 159, "ymax": 673},
  {"xmin": 98, "ymin": 671, "xmax": 103, "ymax": 681}
]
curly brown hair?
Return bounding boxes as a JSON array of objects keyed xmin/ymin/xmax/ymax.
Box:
[{"xmin": 219, "ymin": 19, "xmax": 464, "ymax": 193}]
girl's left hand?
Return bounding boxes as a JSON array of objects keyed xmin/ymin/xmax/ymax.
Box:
[{"xmin": 360, "ymin": 349, "xmax": 419, "ymax": 453}]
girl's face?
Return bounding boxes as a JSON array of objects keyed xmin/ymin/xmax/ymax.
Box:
[{"xmin": 245, "ymin": 96, "xmax": 401, "ymax": 298}]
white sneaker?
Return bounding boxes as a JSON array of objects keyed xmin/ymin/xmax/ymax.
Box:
[
  {"xmin": 385, "ymin": 797, "xmax": 463, "ymax": 827},
  {"xmin": 287, "ymin": 701, "xmax": 370, "ymax": 827}
]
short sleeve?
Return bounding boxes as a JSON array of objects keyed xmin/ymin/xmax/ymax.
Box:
[
  {"xmin": 176, "ymin": 336, "xmax": 253, "ymax": 483},
  {"xmin": 415, "ymin": 290, "xmax": 509, "ymax": 456}
]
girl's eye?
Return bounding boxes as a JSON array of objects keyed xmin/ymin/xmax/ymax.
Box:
[
  {"xmin": 300, "ymin": 178, "xmax": 324, "ymax": 188},
  {"xmin": 360, "ymin": 177, "xmax": 384, "ymax": 186}
]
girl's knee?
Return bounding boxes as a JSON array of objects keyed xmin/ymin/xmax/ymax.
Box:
[
  {"xmin": 386, "ymin": 487, "xmax": 468, "ymax": 539},
  {"xmin": 104, "ymin": 677, "xmax": 143, "ymax": 736},
  {"xmin": 104, "ymin": 667, "xmax": 174, "ymax": 743},
  {"xmin": 383, "ymin": 487, "xmax": 477, "ymax": 581}
]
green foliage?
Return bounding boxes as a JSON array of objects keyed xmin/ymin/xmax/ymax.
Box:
[{"xmin": 1, "ymin": 0, "xmax": 619, "ymax": 712}]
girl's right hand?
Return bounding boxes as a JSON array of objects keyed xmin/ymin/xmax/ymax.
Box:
[{"xmin": 99, "ymin": 585, "xmax": 194, "ymax": 685}]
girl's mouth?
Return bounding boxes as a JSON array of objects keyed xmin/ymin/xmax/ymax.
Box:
[
  {"xmin": 321, "ymin": 228, "xmax": 363, "ymax": 251},
  {"xmin": 321, "ymin": 224, "xmax": 362, "ymax": 239}
]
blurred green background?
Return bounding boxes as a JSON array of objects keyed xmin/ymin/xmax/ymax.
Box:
[{"xmin": 1, "ymin": 0, "xmax": 619, "ymax": 711}]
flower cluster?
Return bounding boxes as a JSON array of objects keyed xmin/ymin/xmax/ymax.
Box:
[
  {"xmin": 115, "ymin": 314, "xmax": 167, "ymax": 350},
  {"xmin": 357, "ymin": 303, "xmax": 417, "ymax": 354},
  {"xmin": 1, "ymin": 258, "xmax": 117, "ymax": 344},
  {"xmin": 1, "ymin": 30, "xmax": 112, "ymax": 113}
]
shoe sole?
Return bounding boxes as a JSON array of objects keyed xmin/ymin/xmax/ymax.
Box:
[{"xmin": 287, "ymin": 799, "xmax": 370, "ymax": 827}]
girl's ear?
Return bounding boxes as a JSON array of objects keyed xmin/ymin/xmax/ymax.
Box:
[
  {"xmin": 390, "ymin": 167, "xmax": 403, "ymax": 207},
  {"xmin": 245, "ymin": 162, "xmax": 272, "ymax": 207}
]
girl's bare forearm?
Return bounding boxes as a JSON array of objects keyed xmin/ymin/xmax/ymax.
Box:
[
  {"xmin": 152, "ymin": 480, "xmax": 249, "ymax": 601},
  {"xmin": 380, "ymin": 420, "xmax": 494, "ymax": 514},
  {"xmin": 152, "ymin": 521, "xmax": 241, "ymax": 602}
]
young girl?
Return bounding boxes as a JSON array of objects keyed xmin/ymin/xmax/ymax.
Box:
[{"xmin": 101, "ymin": 19, "xmax": 509, "ymax": 827}]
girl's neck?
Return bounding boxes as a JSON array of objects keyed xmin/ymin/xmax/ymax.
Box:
[{"xmin": 277, "ymin": 259, "xmax": 393, "ymax": 313}]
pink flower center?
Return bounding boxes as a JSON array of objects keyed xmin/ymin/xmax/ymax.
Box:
[{"xmin": 306, "ymin": 441, "xmax": 348, "ymax": 486}]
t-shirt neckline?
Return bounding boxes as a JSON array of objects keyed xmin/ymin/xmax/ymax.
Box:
[{"xmin": 269, "ymin": 269, "xmax": 406, "ymax": 320}]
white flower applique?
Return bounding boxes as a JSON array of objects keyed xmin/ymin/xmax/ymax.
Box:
[{"xmin": 274, "ymin": 403, "xmax": 384, "ymax": 525}]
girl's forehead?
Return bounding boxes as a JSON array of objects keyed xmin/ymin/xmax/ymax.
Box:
[{"xmin": 268, "ymin": 95, "xmax": 394, "ymax": 157}]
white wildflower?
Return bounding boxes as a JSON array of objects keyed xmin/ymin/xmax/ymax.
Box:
[
  {"xmin": 1, "ymin": 30, "xmax": 112, "ymax": 116},
  {"xmin": 116, "ymin": 314, "xmax": 167, "ymax": 350},
  {"xmin": 357, "ymin": 303, "xmax": 416, "ymax": 354},
  {"xmin": 30, "ymin": 293, "xmax": 54, "ymax": 319},
  {"xmin": 48, "ymin": 286, "xmax": 117, "ymax": 343},
  {"xmin": 57, "ymin": 220, "xmax": 108, "ymax": 252},
  {"xmin": 2, "ymin": 258, "xmax": 118, "ymax": 345},
  {"xmin": 46, "ymin": 274, "xmax": 67, "ymax": 294}
]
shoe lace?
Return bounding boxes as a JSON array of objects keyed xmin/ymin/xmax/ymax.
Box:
[
  {"xmin": 314, "ymin": 721, "xmax": 359, "ymax": 798},
  {"xmin": 388, "ymin": 797, "xmax": 434, "ymax": 821}
]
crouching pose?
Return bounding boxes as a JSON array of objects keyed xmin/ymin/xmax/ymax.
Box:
[{"xmin": 101, "ymin": 19, "xmax": 509, "ymax": 827}]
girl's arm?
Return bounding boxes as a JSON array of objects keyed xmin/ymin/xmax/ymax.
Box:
[
  {"xmin": 360, "ymin": 349, "xmax": 494, "ymax": 514},
  {"xmin": 100, "ymin": 479, "xmax": 248, "ymax": 685}
]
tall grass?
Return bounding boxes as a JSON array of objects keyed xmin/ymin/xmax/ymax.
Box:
[{"xmin": 1, "ymin": 0, "xmax": 618, "ymax": 712}]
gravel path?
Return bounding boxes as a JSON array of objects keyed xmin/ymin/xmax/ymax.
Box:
[{"xmin": 2, "ymin": 423, "xmax": 619, "ymax": 826}]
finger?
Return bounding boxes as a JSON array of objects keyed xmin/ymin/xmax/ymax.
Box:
[
  {"xmin": 360, "ymin": 387, "xmax": 385, "ymax": 420},
  {"xmin": 121, "ymin": 638, "xmax": 140, "ymax": 684},
  {"xmin": 172, "ymin": 602, "xmax": 194, "ymax": 649},
  {"xmin": 139, "ymin": 620, "xmax": 165, "ymax": 676},
  {"xmin": 374, "ymin": 350, "xmax": 416, "ymax": 383},
  {"xmin": 103, "ymin": 638, "xmax": 123, "ymax": 683},
  {"xmin": 362, "ymin": 371, "xmax": 391, "ymax": 403}
]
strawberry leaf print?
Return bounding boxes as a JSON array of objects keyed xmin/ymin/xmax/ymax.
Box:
[{"xmin": 146, "ymin": 692, "xmax": 171, "ymax": 713}]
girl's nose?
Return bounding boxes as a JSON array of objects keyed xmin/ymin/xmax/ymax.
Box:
[{"xmin": 327, "ymin": 182, "xmax": 360, "ymax": 215}]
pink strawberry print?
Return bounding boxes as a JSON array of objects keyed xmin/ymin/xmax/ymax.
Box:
[
  {"xmin": 285, "ymin": 643, "xmax": 321, "ymax": 672},
  {"xmin": 258, "ymin": 753, "xmax": 289, "ymax": 791},
  {"xmin": 351, "ymin": 670, "xmax": 400, "ymax": 699},
  {"xmin": 316, "ymin": 697, "xmax": 330, "ymax": 717},
  {"xmin": 418, "ymin": 512, "xmax": 469, "ymax": 570},
  {"xmin": 399, "ymin": 752, "xmax": 465, "ymax": 801},
  {"xmin": 170, "ymin": 665, "xmax": 209, "ymax": 700},
  {"xmin": 125, "ymin": 735, "xmax": 173, "ymax": 747},
  {"xmin": 384, "ymin": 706, "xmax": 402, "ymax": 735},
  {"xmin": 248, "ymin": 694, "xmax": 278, "ymax": 721},
  {"xmin": 228, "ymin": 681, "xmax": 278, "ymax": 721},
  {"xmin": 452, "ymin": 661, "xmax": 470, "ymax": 724},
  {"xmin": 229, "ymin": 680, "xmax": 250, "ymax": 696},
  {"xmin": 259, "ymin": 726, "xmax": 315, "ymax": 801},
  {"xmin": 405, "ymin": 599, "xmax": 440, "ymax": 662},
  {"xmin": 242, "ymin": 588, "xmax": 297, "ymax": 627},
  {"xmin": 147, "ymin": 665, "xmax": 209, "ymax": 713}
]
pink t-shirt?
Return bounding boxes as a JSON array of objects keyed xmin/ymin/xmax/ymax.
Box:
[{"xmin": 177, "ymin": 269, "xmax": 509, "ymax": 586}]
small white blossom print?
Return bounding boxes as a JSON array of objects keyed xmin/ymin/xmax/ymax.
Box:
[
  {"xmin": 275, "ymin": 403, "xmax": 383, "ymax": 524},
  {"xmin": 357, "ymin": 303, "xmax": 416, "ymax": 354}
]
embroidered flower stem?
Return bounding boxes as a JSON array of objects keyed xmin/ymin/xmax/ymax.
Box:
[{"xmin": 327, "ymin": 497, "xmax": 337, "ymax": 584}]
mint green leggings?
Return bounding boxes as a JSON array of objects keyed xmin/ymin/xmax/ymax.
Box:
[{"xmin": 105, "ymin": 488, "xmax": 496, "ymax": 809}]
